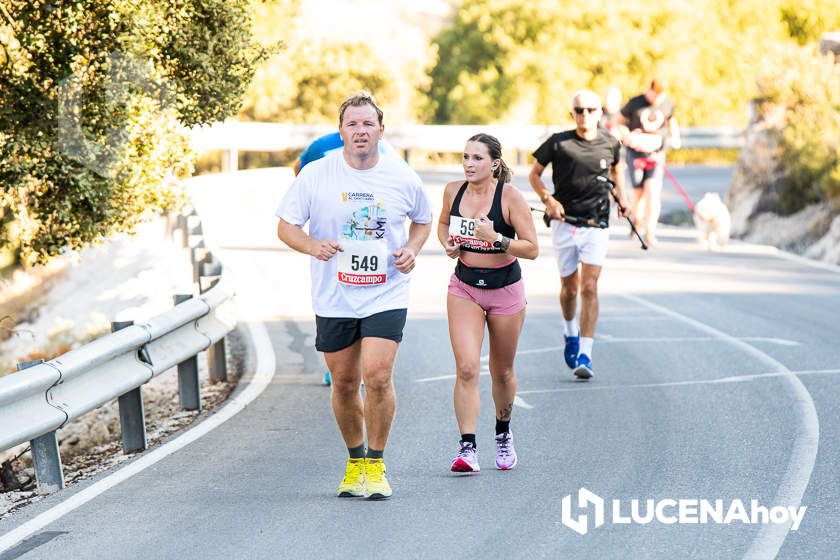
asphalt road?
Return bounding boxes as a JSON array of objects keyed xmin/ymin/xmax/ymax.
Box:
[
  {"xmin": 420, "ymin": 163, "xmax": 734, "ymax": 219},
  {"xmin": 2, "ymin": 166, "xmax": 839, "ymax": 560}
]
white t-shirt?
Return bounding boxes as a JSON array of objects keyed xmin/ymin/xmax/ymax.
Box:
[{"xmin": 275, "ymin": 151, "xmax": 432, "ymax": 318}]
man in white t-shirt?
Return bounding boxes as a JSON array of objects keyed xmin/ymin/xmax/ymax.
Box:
[{"xmin": 276, "ymin": 91, "xmax": 432, "ymax": 500}]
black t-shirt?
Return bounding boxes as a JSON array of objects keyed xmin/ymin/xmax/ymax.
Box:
[
  {"xmin": 620, "ymin": 94, "xmax": 675, "ymax": 154},
  {"xmin": 532, "ymin": 129, "xmax": 620, "ymax": 224}
]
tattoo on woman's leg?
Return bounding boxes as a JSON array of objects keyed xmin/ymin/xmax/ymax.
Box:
[{"xmin": 498, "ymin": 403, "xmax": 513, "ymax": 421}]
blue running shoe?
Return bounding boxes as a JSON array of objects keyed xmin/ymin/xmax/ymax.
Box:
[
  {"xmin": 324, "ymin": 370, "xmax": 332, "ymax": 386},
  {"xmin": 573, "ymin": 353, "xmax": 593, "ymax": 380},
  {"xmin": 564, "ymin": 335, "xmax": 580, "ymax": 369}
]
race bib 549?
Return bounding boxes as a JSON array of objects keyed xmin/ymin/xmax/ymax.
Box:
[{"xmin": 337, "ymin": 239, "xmax": 388, "ymax": 286}]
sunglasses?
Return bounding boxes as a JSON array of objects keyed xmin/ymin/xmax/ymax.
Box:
[{"xmin": 573, "ymin": 107, "xmax": 600, "ymax": 115}]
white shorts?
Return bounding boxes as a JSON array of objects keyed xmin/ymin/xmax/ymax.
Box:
[{"xmin": 551, "ymin": 221, "xmax": 610, "ymax": 278}]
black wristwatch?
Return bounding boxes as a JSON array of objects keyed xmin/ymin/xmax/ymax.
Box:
[{"xmin": 493, "ymin": 233, "xmax": 511, "ymax": 251}]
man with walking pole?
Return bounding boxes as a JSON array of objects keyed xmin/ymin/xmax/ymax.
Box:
[{"xmin": 528, "ymin": 89, "xmax": 633, "ymax": 380}]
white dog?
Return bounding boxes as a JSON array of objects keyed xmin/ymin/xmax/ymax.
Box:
[{"xmin": 693, "ymin": 192, "xmax": 731, "ymax": 250}]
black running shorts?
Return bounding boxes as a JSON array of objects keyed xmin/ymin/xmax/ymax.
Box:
[{"xmin": 315, "ymin": 308, "xmax": 408, "ymax": 353}]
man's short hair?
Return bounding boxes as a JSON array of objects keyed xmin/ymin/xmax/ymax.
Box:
[
  {"xmin": 338, "ymin": 91, "xmax": 384, "ymax": 126},
  {"xmin": 569, "ymin": 89, "xmax": 601, "ymax": 110}
]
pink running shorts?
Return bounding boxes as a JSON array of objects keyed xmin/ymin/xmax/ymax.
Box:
[{"xmin": 447, "ymin": 274, "xmax": 526, "ymax": 316}]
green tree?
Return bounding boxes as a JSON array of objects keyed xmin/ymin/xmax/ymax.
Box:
[
  {"xmin": 239, "ymin": 0, "xmax": 422, "ymax": 125},
  {"xmin": 779, "ymin": 0, "xmax": 840, "ymax": 45},
  {"xmin": 282, "ymin": 42, "xmax": 396, "ymax": 124},
  {"xmin": 425, "ymin": 0, "xmax": 549, "ymax": 124},
  {"xmin": 0, "ymin": 0, "xmax": 268, "ymax": 265},
  {"xmin": 424, "ymin": 0, "xmax": 840, "ymax": 126}
]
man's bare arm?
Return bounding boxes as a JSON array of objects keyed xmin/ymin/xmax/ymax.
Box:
[{"xmin": 277, "ymin": 219, "xmax": 342, "ymax": 261}]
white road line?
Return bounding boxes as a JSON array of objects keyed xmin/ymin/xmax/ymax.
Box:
[
  {"xmin": 477, "ymin": 335, "xmax": 800, "ymax": 363},
  {"xmin": 0, "ymin": 321, "xmax": 276, "ymax": 555},
  {"xmin": 517, "ymin": 368, "xmax": 840, "ymax": 395},
  {"xmin": 415, "ymin": 371, "xmax": 490, "ymax": 383},
  {"xmin": 619, "ymin": 293, "xmax": 818, "ymax": 560},
  {"xmin": 593, "ymin": 316, "xmax": 669, "ymax": 322},
  {"xmin": 513, "ymin": 395, "xmax": 533, "ymax": 410},
  {"xmin": 530, "ymin": 315, "xmax": 669, "ymax": 322},
  {"xmin": 415, "ymin": 373, "xmax": 457, "ymax": 383},
  {"xmin": 596, "ymin": 335, "xmax": 800, "ymax": 346},
  {"xmin": 413, "ymin": 369, "xmax": 537, "ymax": 410}
]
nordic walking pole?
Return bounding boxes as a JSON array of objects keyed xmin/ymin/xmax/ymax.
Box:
[
  {"xmin": 530, "ymin": 196, "xmax": 647, "ymax": 250},
  {"xmin": 606, "ymin": 186, "xmax": 648, "ymax": 251},
  {"xmin": 529, "ymin": 207, "xmax": 605, "ymax": 229}
]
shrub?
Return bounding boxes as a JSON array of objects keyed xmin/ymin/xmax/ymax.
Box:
[
  {"xmin": 755, "ymin": 45, "xmax": 840, "ymax": 213},
  {"xmin": 0, "ymin": 0, "xmax": 269, "ymax": 265}
]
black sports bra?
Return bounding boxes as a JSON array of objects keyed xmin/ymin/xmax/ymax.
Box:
[{"xmin": 449, "ymin": 178, "xmax": 517, "ymax": 254}]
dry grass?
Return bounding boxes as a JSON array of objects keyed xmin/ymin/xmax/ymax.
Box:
[{"xmin": 0, "ymin": 263, "xmax": 69, "ymax": 375}]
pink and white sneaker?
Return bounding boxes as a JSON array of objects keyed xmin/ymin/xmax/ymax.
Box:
[
  {"xmin": 495, "ymin": 431, "xmax": 518, "ymax": 470},
  {"xmin": 450, "ymin": 441, "xmax": 480, "ymax": 473}
]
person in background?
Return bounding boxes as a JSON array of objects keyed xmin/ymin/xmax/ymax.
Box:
[
  {"xmin": 600, "ymin": 86, "xmax": 626, "ymax": 141},
  {"xmin": 293, "ymin": 131, "xmax": 398, "ymax": 177},
  {"xmin": 528, "ymin": 89, "xmax": 631, "ymax": 380},
  {"xmin": 618, "ymin": 79, "xmax": 681, "ymax": 246},
  {"xmin": 601, "ymin": 86, "xmax": 629, "ymax": 224}
]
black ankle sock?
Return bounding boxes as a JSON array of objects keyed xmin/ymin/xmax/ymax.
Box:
[
  {"xmin": 495, "ymin": 419, "xmax": 510, "ymax": 435},
  {"xmin": 367, "ymin": 448, "xmax": 383, "ymax": 460},
  {"xmin": 348, "ymin": 444, "xmax": 365, "ymax": 459},
  {"xmin": 460, "ymin": 434, "xmax": 476, "ymax": 448}
]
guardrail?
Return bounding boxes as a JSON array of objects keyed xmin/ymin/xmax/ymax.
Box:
[
  {"xmin": 190, "ymin": 122, "xmax": 745, "ymax": 172},
  {"xmin": 0, "ymin": 210, "xmax": 236, "ymax": 494}
]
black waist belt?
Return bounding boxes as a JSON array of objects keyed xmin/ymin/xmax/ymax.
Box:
[{"xmin": 455, "ymin": 260, "xmax": 521, "ymax": 290}]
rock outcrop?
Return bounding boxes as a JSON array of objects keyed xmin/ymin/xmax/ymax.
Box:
[
  {"xmin": 819, "ymin": 31, "xmax": 840, "ymax": 59},
  {"xmin": 725, "ymin": 33, "xmax": 840, "ymax": 265}
]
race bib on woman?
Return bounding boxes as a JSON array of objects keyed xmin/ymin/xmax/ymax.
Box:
[
  {"xmin": 449, "ymin": 216, "xmax": 491, "ymax": 250},
  {"xmin": 337, "ymin": 239, "xmax": 388, "ymax": 286}
]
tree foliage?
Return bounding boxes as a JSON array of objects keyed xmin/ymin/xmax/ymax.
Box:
[
  {"xmin": 424, "ymin": 0, "xmax": 840, "ymax": 126},
  {"xmin": 755, "ymin": 45, "xmax": 840, "ymax": 213},
  {"xmin": 0, "ymin": 0, "xmax": 268, "ymax": 265},
  {"xmin": 277, "ymin": 41, "xmax": 395, "ymax": 124},
  {"xmin": 239, "ymin": 0, "xmax": 427, "ymax": 125}
]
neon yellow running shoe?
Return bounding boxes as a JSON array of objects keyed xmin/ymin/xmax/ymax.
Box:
[
  {"xmin": 337, "ymin": 458, "xmax": 365, "ymax": 498},
  {"xmin": 363, "ymin": 458, "xmax": 392, "ymax": 500}
]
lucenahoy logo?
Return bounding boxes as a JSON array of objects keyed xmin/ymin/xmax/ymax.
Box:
[{"xmin": 560, "ymin": 487, "xmax": 807, "ymax": 536}]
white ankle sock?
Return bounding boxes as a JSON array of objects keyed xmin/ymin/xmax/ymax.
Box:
[
  {"xmin": 564, "ymin": 319, "xmax": 579, "ymax": 337},
  {"xmin": 580, "ymin": 337, "xmax": 594, "ymax": 358}
]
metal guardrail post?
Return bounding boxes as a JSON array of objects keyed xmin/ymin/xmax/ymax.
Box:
[
  {"xmin": 0, "ymin": 243, "xmax": 236, "ymax": 470},
  {"xmin": 221, "ymin": 149, "xmax": 239, "ymax": 173},
  {"xmin": 177, "ymin": 214, "xmax": 188, "ymax": 248},
  {"xmin": 191, "ymin": 243, "xmax": 210, "ymax": 285},
  {"xmin": 200, "ymin": 261, "xmax": 222, "ymax": 279},
  {"xmin": 112, "ymin": 321, "xmax": 148, "ymax": 454},
  {"xmin": 173, "ymin": 294, "xmax": 202, "ymax": 410},
  {"xmin": 199, "ymin": 267, "xmax": 228, "ymax": 384},
  {"xmin": 18, "ymin": 359, "xmax": 65, "ymax": 494},
  {"xmin": 163, "ymin": 211, "xmax": 173, "ymax": 241}
]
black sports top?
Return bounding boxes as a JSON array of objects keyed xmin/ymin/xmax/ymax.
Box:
[{"xmin": 449, "ymin": 178, "xmax": 517, "ymax": 254}]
